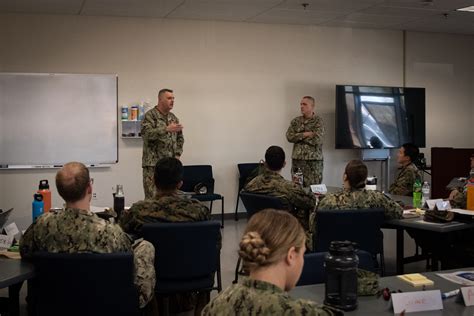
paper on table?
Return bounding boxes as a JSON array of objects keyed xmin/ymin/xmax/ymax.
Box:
[
  {"xmin": 437, "ymin": 271, "xmax": 474, "ymax": 286},
  {"xmin": 90, "ymin": 205, "xmax": 108, "ymax": 213},
  {"xmin": 449, "ymin": 208, "xmax": 474, "ymax": 216}
]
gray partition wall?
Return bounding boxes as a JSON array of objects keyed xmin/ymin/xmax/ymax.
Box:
[{"xmin": 0, "ymin": 73, "xmax": 118, "ymax": 168}]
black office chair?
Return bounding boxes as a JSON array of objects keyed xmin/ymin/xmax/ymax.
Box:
[
  {"xmin": 296, "ymin": 250, "xmax": 376, "ymax": 286},
  {"xmin": 234, "ymin": 163, "xmax": 260, "ymax": 220},
  {"xmin": 314, "ymin": 208, "xmax": 386, "ymax": 275},
  {"xmin": 181, "ymin": 165, "xmax": 225, "ymax": 228},
  {"xmin": 141, "ymin": 221, "xmax": 222, "ymax": 315},
  {"xmin": 233, "ymin": 191, "xmax": 289, "ymax": 283},
  {"xmin": 29, "ymin": 252, "xmax": 140, "ymax": 316}
]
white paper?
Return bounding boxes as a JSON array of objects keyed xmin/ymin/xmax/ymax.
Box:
[
  {"xmin": 449, "ymin": 208, "xmax": 474, "ymax": 216},
  {"xmin": 391, "ymin": 290, "xmax": 443, "ymax": 314},
  {"xmin": 0, "ymin": 234, "xmax": 14, "ymax": 250},
  {"xmin": 460, "ymin": 287, "xmax": 474, "ymax": 306},
  {"xmin": 437, "ymin": 271, "xmax": 474, "ymax": 286},
  {"xmin": 310, "ymin": 184, "xmax": 327, "ymax": 194},
  {"xmin": 426, "ymin": 199, "xmax": 443, "ymax": 210},
  {"xmin": 4, "ymin": 222, "xmax": 19, "ymax": 236},
  {"xmin": 90, "ymin": 205, "xmax": 108, "ymax": 213}
]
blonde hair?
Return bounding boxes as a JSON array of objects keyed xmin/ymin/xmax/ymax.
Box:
[{"xmin": 239, "ymin": 209, "xmax": 306, "ymax": 270}]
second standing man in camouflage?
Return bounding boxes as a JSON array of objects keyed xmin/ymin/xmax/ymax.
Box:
[
  {"xmin": 141, "ymin": 89, "xmax": 184, "ymax": 199},
  {"xmin": 286, "ymin": 96, "xmax": 325, "ymax": 186}
]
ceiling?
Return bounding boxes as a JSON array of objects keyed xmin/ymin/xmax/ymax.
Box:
[{"xmin": 1, "ymin": 0, "xmax": 474, "ymax": 35}]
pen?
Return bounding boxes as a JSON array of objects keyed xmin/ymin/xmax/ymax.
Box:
[{"xmin": 442, "ymin": 289, "xmax": 459, "ymax": 299}]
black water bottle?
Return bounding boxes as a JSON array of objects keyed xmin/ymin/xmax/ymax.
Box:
[
  {"xmin": 113, "ymin": 184, "xmax": 125, "ymax": 220},
  {"xmin": 324, "ymin": 241, "xmax": 358, "ymax": 311}
]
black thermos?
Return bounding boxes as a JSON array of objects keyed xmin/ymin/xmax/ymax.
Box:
[{"xmin": 324, "ymin": 240, "xmax": 358, "ymax": 311}]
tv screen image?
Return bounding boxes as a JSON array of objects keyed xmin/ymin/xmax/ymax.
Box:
[{"xmin": 335, "ymin": 85, "xmax": 425, "ymax": 149}]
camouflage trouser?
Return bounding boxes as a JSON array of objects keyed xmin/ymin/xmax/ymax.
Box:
[
  {"xmin": 142, "ymin": 167, "xmax": 156, "ymax": 200},
  {"xmin": 133, "ymin": 239, "xmax": 156, "ymax": 308},
  {"xmin": 292, "ymin": 159, "xmax": 323, "ymax": 186}
]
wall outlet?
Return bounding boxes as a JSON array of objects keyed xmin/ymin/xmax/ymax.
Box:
[{"xmin": 92, "ymin": 193, "xmax": 97, "ymax": 200}]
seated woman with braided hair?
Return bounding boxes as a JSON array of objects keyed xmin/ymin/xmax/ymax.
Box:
[{"xmin": 202, "ymin": 209, "xmax": 342, "ymax": 315}]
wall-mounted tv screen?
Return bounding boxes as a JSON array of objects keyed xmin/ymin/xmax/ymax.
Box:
[{"xmin": 335, "ymin": 85, "xmax": 425, "ymax": 149}]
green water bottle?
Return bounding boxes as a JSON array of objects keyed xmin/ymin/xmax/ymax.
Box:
[{"xmin": 413, "ymin": 178, "xmax": 422, "ymax": 208}]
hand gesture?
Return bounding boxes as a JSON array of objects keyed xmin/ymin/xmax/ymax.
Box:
[{"xmin": 166, "ymin": 122, "xmax": 183, "ymax": 133}]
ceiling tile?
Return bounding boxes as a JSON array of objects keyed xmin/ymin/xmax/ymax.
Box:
[
  {"xmin": 276, "ymin": 0, "xmax": 385, "ymax": 13},
  {"xmin": 384, "ymin": 0, "xmax": 474, "ymax": 12},
  {"xmin": 81, "ymin": 0, "xmax": 184, "ymax": 18},
  {"xmin": 0, "ymin": 0, "xmax": 83, "ymax": 14},
  {"xmin": 249, "ymin": 8, "xmax": 344, "ymax": 24},
  {"xmin": 360, "ymin": 5, "xmax": 441, "ymax": 18}
]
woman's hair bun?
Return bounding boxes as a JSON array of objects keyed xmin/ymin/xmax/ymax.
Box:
[{"xmin": 239, "ymin": 231, "xmax": 271, "ymax": 266}]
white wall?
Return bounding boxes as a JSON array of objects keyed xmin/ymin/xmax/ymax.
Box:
[{"xmin": 0, "ymin": 13, "xmax": 472, "ymax": 229}]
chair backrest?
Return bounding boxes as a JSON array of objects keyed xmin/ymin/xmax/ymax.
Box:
[
  {"xmin": 181, "ymin": 165, "xmax": 215, "ymax": 193},
  {"xmin": 30, "ymin": 252, "xmax": 139, "ymax": 316},
  {"xmin": 239, "ymin": 191, "xmax": 288, "ymax": 218},
  {"xmin": 237, "ymin": 163, "xmax": 260, "ymax": 190},
  {"xmin": 314, "ymin": 208, "xmax": 385, "ymax": 255},
  {"xmin": 296, "ymin": 250, "xmax": 376, "ymax": 286},
  {"xmin": 141, "ymin": 221, "xmax": 221, "ymax": 281}
]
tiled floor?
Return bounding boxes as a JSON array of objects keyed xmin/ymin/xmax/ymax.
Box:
[{"xmin": 1, "ymin": 218, "xmax": 428, "ymax": 315}]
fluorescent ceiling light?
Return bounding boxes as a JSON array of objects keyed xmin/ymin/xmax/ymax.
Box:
[{"xmin": 457, "ymin": 6, "xmax": 474, "ymax": 12}]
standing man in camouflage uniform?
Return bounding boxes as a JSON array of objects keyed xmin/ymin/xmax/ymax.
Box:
[
  {"xmin": 141, "ymin": 88, "xmax": 184, "ymax": 199},
  {"xmin": 286, "ymin": 96, "xmax": 325, "ymax": 186},
  {"xmin": 20, "ymin": 162, "xmax": 156, "ymax": 309},
  {"xmin": 244, "ymin": 146, "xmax": 316, "ymax": 250},
  {"xmin": 120, "ymin": 157, "xmax": 212, "ymax": 315},
  {"xmin": 318, "ymin": 160, "xmax": 403, "ymax": 220},
  {"xmin": 388, "ymin": 143, "xmax": 422, "ymax": 196}
]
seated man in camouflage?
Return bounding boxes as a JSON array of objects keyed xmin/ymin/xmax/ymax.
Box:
[
  {"xmin": 318, "ymin": 159, "xmax": 403, "ymax": 219},
  {"xmin": 120, "ymin": 157, "xmax": 212, "ymax": 315},
  {"xmin": 389, "ymin": 143, "xmax": 422, "ymax": 196},
  {"xmin": 449, "ymin": 154, "xmax": 474, "ymax": 209},
  {"xmin": 20, "ymin": 162, "xmax": 155, "ymax": 310},
  {"xmin": 243, "ymin": 145, "xmax": 316, "ymax": 250}
]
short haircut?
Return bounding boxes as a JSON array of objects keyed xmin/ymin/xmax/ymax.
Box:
[
  {"xmin": 402, "ymin": 143, "xmax": 420, "ymax": 163},
  {"xmin": 302, "ymin": 96, "xmax": 315, "ymax": 106},
  {"xmin": 345, "ymin": 159, "xmax": 368, "ymax": 189},
  {"xmin": 154, "ymin": 157, "xmax": 183, "ymax": 191},
  {"xmin": 56, "ymin": 162, "xmax": 90, "ymax": 203},
  {"xmin": 239, "ymin": 209, "xmax": 305, "ymax": 270},
  {"xmin": 265, "ymin": 146, "xmax": 285, "ymax": 171},
  {"xmin": 158, "ymin": 89, "xmax": 173, "ymax": 99}
]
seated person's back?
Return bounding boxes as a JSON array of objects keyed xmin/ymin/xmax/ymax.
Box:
[
  {"xmin": 202, "ymin": 209, "xmax": 342, "ymax": 316},
  {"xmin": 318, "ymin": 160, "xmax": 402, "ymax": 220},
  {"xmin": 20, "ymin": 162, "xmax": 155, "ymax": 308},
  {"xmin": 120, "ymin": 157, "xmax": 210, "ymax": 235}
]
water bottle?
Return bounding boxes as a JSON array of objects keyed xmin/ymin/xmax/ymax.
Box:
[
  {"xmin": 324, "ymin": 241, "xmax": 358, "ymax": 311},
  {"xmin": 421, "ymin": 181, "xmax": 430, "ymax": 207},
  {"xmin": 293, "ymin": 168, "xmax": 304, "ymax": 186},
  {"xmin": 37, "ymin": 179, "xmax": 51, "ymax": 213},
  {"xmin": 32, "ymin": 193, "xmax": 44, "ymax": 222},
  {"xmin": 113, "ymin": 184, "xmax": 125, "ymax": 219},
  {"xmin": 413, "ymin": 178, "xmax": 422, "ymax": 208},
  {"xmin": 467, "ymin": 175, "xmax": 474, "ymax": 211}
]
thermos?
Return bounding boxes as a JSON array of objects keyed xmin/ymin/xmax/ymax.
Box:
[
  {"xmin": 113, "ymin": 184, "xmax": 125, "ymax": 219},
  {"xmin": 37, "ymin": 179, "xmax": 51, "ymax": 212},
  {"xmin": 32, "ymin": 193, "xmax": 44, "ymax": 222},
  {"xmin": 324, "ymin": 241, "xmax": 358, "ymax": 311}
]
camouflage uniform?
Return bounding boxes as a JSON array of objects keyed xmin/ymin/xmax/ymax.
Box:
[
  {"xmin": 317, "ymin": 188, "xmax": 403, "ymax": 220},
  {"xmin": 20, "ymin": 207, "xmax": 155, "ymax": 308},
  {"xmin": 141, "ymin": 107, "xmax": 184, "ymax": 199},
  {"xmin": 452, "ymin": 191, "xmax": 467, "ymax": 209},
  {"xmin": 202, "ymin": 278, "xmax": 342, "ymax": 316},
  {"xmin": 119, "ymin": 192, "xmax": 211, "ymax": 235},
  {"xmin": 120, "ymin": 193, "xmax": 213, "ymax": 313},
  {"xmin": 244, "ymin": 168, "xmax": 317, "ymax": 250},
  {"xmin": 286, "ymin": 115, "xmax": 325, "ymax": 186},
  {"xmin": 388, "ymin": 163, "xmax": 422, "ymax": 196}
]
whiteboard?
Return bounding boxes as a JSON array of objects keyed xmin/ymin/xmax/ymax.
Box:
[{"xmin": 0, "ymin": 73, "xmax": 118, "ymax": 168}]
